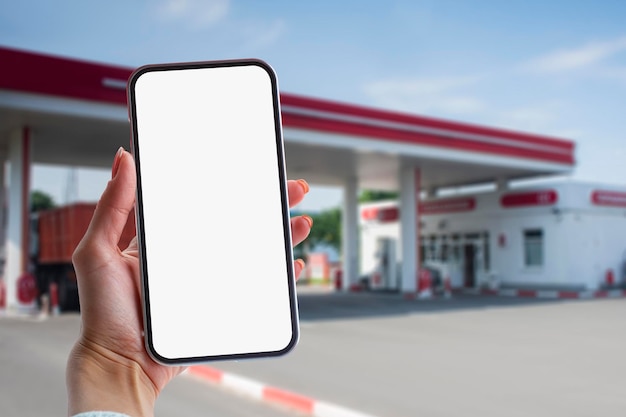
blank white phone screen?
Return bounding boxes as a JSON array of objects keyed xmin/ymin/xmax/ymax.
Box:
[{"xmin": 130, "ymin": 62, "xmax": 297, "ymax": 363}]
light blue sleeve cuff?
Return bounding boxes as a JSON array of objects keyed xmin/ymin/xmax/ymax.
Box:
[{"xmin": 72, "ymin": 412, "xmax": 132, "ymax": 417}]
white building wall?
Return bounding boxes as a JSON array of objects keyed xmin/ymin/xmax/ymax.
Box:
[
  {"xmin": 489, "ymin": 212, "xmax": 563, "ymax": 288},
  {"xmin": 359, "ymin": 181, "xmax": 626, "ymax": 291},
  {"xmin": 572, "ymin": 212, "xmax": 626, "ymax": 289},
  {"xmin": 360, "ymin": 202, "xmax": 400, "ymax": 277}
]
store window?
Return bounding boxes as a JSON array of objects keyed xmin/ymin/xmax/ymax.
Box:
[
  {"xmin": 441, "ymin": 236, "xmax": 449, "ymax": 262},
  {"xmin": 523, "ymin": 229, "xmax": 543, "ymax": 267}
]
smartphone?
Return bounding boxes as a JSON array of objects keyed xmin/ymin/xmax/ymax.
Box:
[{"xmin": 127, "ymin": 59, "xmax": 298, "ymax": 364}]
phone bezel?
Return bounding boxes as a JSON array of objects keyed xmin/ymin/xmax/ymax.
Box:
[{"xmin": 127, "ymin": 59, "xmax": 299, "ymax": 364}]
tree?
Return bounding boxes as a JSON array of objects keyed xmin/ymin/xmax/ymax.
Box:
[
  {"xmin": 30, "ymin": 190, "xmax": 56, "ymax": 212},
  {"xmin": 359, "ymin": 190, "xmax": 398, "ymax": 202},
  {"xmin": 292, "ymin": 207, "xmax": 342, "ymax": 259},
  {"xmin": 308, "ymin": 207, "xmax": 342, "ymax": 252}
]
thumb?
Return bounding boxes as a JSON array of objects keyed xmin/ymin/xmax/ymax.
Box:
[{"xmin": 83, "ymin": 148, "xmax": 137, "ymax": 250}]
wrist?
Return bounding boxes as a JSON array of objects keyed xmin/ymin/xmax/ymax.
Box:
[{"xmin": 67, "ymin": 338, "xmax": 157, "ymax": 417}]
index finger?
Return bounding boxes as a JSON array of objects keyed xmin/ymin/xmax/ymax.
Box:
[{"xmin": 288, "ymin": 179, "xmax": 309, "ymax": 208}]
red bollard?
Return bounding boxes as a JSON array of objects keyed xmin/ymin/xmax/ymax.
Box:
[
  {"xmin": 417, "ymin": 268, "xmax": 432, "ymax": 299},
  {"xmin": 334, "ymin": 269, "xmax": 343, "ymax": 291},
  {"xmin": 17, "ymin": 273, "xmax": 37, "ymax": 305},
  {"xmin": 416, "ymin": 270, "xmax": 424, "ymax": 293},
  {"xmin": 49, "ymin": 282, "xmax": 60, "ymax": 315},
  {"xmin": 0, "ymin": 279, "xmax": 6, "ymax": 309},
  {"xmin": 606, "ymin": 269, "xmax": 615, "ymax": 287}
]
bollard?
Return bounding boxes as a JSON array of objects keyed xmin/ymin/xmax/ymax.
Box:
[
  {"xmin": 0, "ymin": 278, "xmax": 5, "ymax": 310},
  {"xmin": 443, "ymin": 276, "xmax": 452, "ymax": 299},
  {"xmin": 417, "ymin": 268, "xmax": 433, "ymax": 299},
  {"xmin": 17, "ymin": 273, "xmax": 37, "ymax": 305},
  {"xmin": 334, "ymin": 269, "xmax": 343, "ymax": 291},
  {"xmin": 49, "ymin": 282, "xmax": 60, "ymax": 316}
]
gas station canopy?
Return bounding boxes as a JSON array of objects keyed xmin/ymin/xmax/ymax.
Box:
[
  {"xmin": 0, "ymin": 45, "xmax": 576, "ymax": 307},
  {"xmin": 0, "ymin": 45, "xmax": 574, "ymax": 191}
]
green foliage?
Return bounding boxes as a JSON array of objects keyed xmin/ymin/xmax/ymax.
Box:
[
  {"xmin": 359, "ymin": 190, "xmax": 398, "ymax": 202},
  {"xmin": 30, "ymin": 190, "xmax": 56, "ymax": 212},
  {"xmin": 307, "ymin": 207, "xmax": 342, "ymax": 252}
]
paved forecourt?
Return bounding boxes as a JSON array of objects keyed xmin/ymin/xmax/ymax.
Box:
[
  {"xmin": 0, "ymin": 315, "xmax": 298, "ymax": 417},
  {"xmin": 199, "ymin": 292, "xmax": 626, "ymax": 417},
  {"xmin": 1, "ymin": 292, "xmax": 625, "ymax": 417}
]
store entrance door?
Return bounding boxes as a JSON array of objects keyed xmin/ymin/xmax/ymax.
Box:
[{"xmin": 463, "ymin": 244, "xmax": 476, "ymax": 288}]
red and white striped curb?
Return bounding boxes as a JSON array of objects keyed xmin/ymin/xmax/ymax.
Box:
[
  {"xmin": 400, "ymin": 287, "xmax": 626, "ymax": 300},
  {"xmin": 186, "ymin": 365, "xmax": 378, "ymax": 417},
  {"xmin": 463, "ymin": 288, "xmax": 626, "ymax": 299}
]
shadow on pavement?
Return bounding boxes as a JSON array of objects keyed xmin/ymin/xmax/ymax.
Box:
[{"xmin": 296, "ymin": 288, "xmax": 575, "ymax": 322}]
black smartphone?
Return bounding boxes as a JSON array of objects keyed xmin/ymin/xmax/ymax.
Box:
[{"xmin": 127, "ymin": 59, "xmax": 298, "ymax": 364}]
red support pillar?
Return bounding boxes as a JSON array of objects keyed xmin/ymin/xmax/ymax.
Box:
[
  {"xmin": 21, "ymin": 127, "xmax": 31, "ymax": 274},
  {"xmin": 5, "ymin": 126, "xmax": 33, "ymax": 312}
]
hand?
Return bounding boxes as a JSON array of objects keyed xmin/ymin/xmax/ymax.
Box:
[{"xmin": 67, "ymin": 148, "xmax": 312, "ymax": 417}]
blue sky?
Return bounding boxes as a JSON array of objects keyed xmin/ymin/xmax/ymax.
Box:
[{"xmin": 3, "ymin": 0, "xmax": 626, "ymax": 211}]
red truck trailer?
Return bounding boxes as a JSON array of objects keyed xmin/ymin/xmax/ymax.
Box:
[{"xmin": 35, "ymin": 203, "xmax": 136, "ymax": 311}]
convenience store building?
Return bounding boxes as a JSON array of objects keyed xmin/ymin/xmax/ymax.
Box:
[{"xmin": 360, "ymin": 182, "xmax": 626, "ymax": 294}]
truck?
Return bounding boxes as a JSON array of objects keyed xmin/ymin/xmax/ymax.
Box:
[{"xmin": 34, "ymin": 203, "xmax": 136, "ymax": 311}]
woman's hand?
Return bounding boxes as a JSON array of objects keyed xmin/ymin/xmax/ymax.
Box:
[{"xmin": 67, "ymin": 148, "xmax": 312, "ymax": 417}]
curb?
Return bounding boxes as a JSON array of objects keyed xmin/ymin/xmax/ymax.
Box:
[
  {"xmin": 186, "ymin": 365, "xmax": 379, "ymax": 417},
  {"xmin": 462, "ymin": 288, "xmax": 626, "ymax": 300}
]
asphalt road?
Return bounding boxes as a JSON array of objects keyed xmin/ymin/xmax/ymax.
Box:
[
  {"xmin": 1, "ymin": 291, "xmax": 625, "ymax": 417},
  {"xmin": 0, "ymin": 314, "xmax": 299, "ymax": 417},
  {"xmin": 218, "ymin": 291, "xmax": 626, "ymax": 417}
]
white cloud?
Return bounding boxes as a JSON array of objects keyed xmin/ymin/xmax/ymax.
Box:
[
  {"xmin": 366, "ymin": 76, "xmax": 479, "ymax": 96},
  {"xmin": 156, "ymin": 0, "xmax": 229, "ymax": 28},
  {"xmin": 499, "ymin": 103, "xmax": 556, "ymax": 129},
  {"xmin": 490, "ymin": 101, "xmax": 587, "ymax": 142},
  {"xmin": 159, "ymin": 0, "xmax": 189, "ymax": 16},
  {"xmin": 153, "ymin": 1, "xmax": 284, "ymax": 48},
  {"xmin": 240, "ymin": 19, "xmax": 286, "ymax": 50},
  {"xmin": 523, "ymin": 36, "xmax": 626, "ymax": 74},
  {"xmin": 363, "ymin": 76, "xmax": 485, "ymax": 116}
]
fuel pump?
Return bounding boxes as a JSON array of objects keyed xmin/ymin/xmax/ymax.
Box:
[{"xmin": 370, "ymin": 238, "xmax": 398, "ymax": 291}]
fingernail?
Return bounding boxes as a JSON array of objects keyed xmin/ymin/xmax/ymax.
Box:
[
  {"xmin": 294, "ymin": 259, "xmax": 305, "ymax": 280},
  {"xmin": 295, "ymin": 259, "xmax": 305, "ymax": 270},
  {"xmin": 297, "ymin": 179, "xmax": 310, "ymax": 194},
  {"xmin": 112, "ymin": 147, "xmax": 125, "ymax": 179},
  {"xmin": 301, "ymin": 215, "xmax": 313, "ymax": 228}
]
